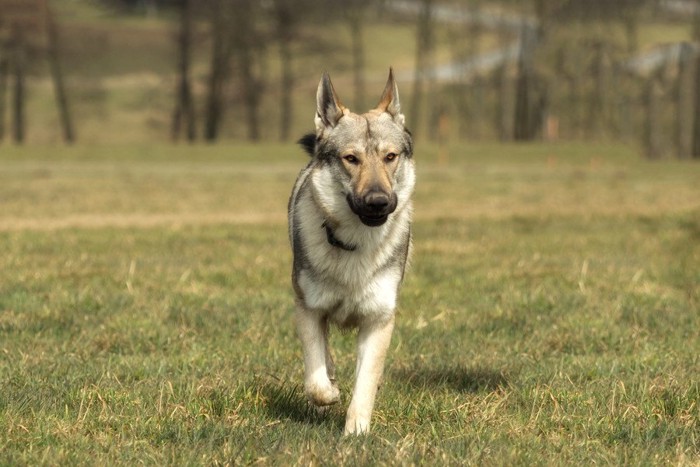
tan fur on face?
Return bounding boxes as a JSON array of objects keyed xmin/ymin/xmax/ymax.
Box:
[
  {"xmin": 350, "ymin": 152, "xmax": 394, "ymax": 199},
  {"xmin": 334, "ymin": 112, "xmax": 404, "ymax": 199}
]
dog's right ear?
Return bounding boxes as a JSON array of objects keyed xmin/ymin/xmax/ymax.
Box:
[
  {"xmin": 377, "ymin": 68, "xmax": 405, "ymax": 127},
  {"xmin": 315, "ymin": 72, "xmax": 345, "ymax": 135}
]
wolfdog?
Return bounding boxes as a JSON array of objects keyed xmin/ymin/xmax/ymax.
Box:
[{"xmin": 288, "ymin": 69, "xmax": 415, "ymax": 434}]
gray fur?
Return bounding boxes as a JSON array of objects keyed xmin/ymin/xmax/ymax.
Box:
[{"xmin": 288, "ymin": 69, "xmax": 416, "ymax": 434}]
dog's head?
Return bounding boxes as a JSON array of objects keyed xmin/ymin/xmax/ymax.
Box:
[{"xmin": 302, "ymin": 69, "xmax": 414, "ymax": 227}]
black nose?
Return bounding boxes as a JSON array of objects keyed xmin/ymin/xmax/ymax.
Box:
[
  {"xmin": 346, "ymin": 191, "xmax": 397, "ymax": 226},
  {"xmin": 364, "ymin": 191, "xmax": 390, "ymax": 212}
]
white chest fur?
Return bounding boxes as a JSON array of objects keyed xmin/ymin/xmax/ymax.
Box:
[{"xmin": 292, "ymin": 171, "xmax": 411, "ymax": 326}]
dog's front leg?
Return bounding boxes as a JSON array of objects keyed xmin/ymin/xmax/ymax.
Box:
[
  {"xmin": 295, "ymin": 307, "xmax": 340, "ymax": 407},
  {"xmin": 344, "ymin": 315, "xmax": 395, "ymax": 435}
]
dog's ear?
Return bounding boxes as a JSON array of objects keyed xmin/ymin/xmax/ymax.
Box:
[
  {"xmin": 376, "ymin": 68, "xmax": 405, "ymax": 127},
  {"xmin": 315, "ymin": 72, "xmax": 345, "ymax": 134}
]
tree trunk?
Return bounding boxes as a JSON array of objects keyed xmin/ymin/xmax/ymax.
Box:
[
  {"xmin": 204, "ymin": 0, "xmax": 230, "ymax": 142},
  {"xmin": 675, "ymin": 43, "xmax": 694, "ymax": 159},
  {"xmin": 204, "ymin": 55, "xmax": 225, "ymax": 141},
  {"xmin": 623, "ymin": 11, "xmax": 639, "ymax": 55},
  {"xmin": 278, "ymin": 38, "xmax": 293, "ymax": 141},
  {"xmin": 172, "ymin": 0, "xmax": 197, "ymax": 142},
  {"xmin": 144, "ymin": 0, "xmax": 158, "ymax": 18},
  {"xmin": 46, "ymin": 6, "xmax": 76, "ymax": 143},
  {"xmin": 587, "ymin": 42, "xmax": 609, "ymax": 139},
  {"xmin": 513, "ymin": 26, "xmax": 538, "ymax": 141},
  {"xmin": 410, "ymin": 0, "xmax": 434, "ymax": 139},
  {"xmin": 172, "ymin": 0, "xmax": 196, "ymax": 142},
  {"xmin": 274, "ymin": 0, "xmax": 294, "ymax": 141},
  {"xmin": 692, "ymin": 51, "xmax": 700, "ymax": 159},
  {"xmin": 494, "ymin": 64, "xmax": 511, "ymax": 141},
  {"xmin": 0, "ymin": 57, "xmax": 8, "ymax": 142},
  {"xmin": 12, "ymin": 31, "xmax": 25, "ymax": 144},
  {"xmin": 513, "ymin": 59, "xmax": 531, "ymax": 141},
  {"xmin": 234, "ymin": 0, "xmax": 262, "ymax": 141},
  {"xmin": 239, "ymin": 49, "xmax": 261, "ymax": 141},
  {"xmin": 348, "ymin": 12, "xmax": 365, "ymax": 111},
  {"xmin": 644, "ymin": 75, "xmax": 662, "ymax": 159},
  {"xmin": 691, "ymin": 0, "xmax": 700, "ymax": 158},
  {"xmin": 233, "ymin": 0, "xmax": 263, "ymax": 142}
]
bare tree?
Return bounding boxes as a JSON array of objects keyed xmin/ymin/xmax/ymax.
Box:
[
  {"xmin": 513, "ymin": 25, "xmax": 540, "ymax": 141},
  {"xmin": 0, "ymin": 0, "xmax": 76, "ymax": 144},
  {"xmin": 693, "ymin": 62, "xmax": 700, "ymax": 159},
  {"xmin": 231, "ymin": 0, "xmax": 266, "ymax": 141},
  {"xmin": 272, "ymin": 0, "xmax": 301, "ymax": 141},
  {"xmin": 346, "ymin": 0, "xmax": 371, "ymax": 111},
  {"xmin": 675, "ymin": 42, "xmax": 694, "ymax": 158},
  {"xmin": 46, "ymin": 4, "xmax": 75, "ymax": 143},
  {"xmin": 445, "ymin": 0, "xmax": 484, "ymax": 140},
  {"xmin": 201, "ymin": 0, "xmax": 269, "ymax": 142},
  {"xmin": 643, "ymin": 72, "xmax": 663, "ymax": 159},
  {"xmin": 0, "ymin": 56, "xmax": 7, "ymax": 141},
  {"xmin": 203, "ymin": 0, "xmax": 232, "ymax": 141},
  {"xmin": 586, "ymin": 40, "xmax": 611, "ymax": 138},
  {"xmin": 11, "ymin": 27, "xmax": 25, "ymax": 144},
  {"xmin": 410, "ymin": 0, "xmax": 435, "ymax": 140},
  {"xmin": 692, "ymin": 1, "xmax": 700, "ymax": 159},
  {"xmin": 172, "ymin": 0, "xmax": 196, "ymax": 142},
  {"xmin": 494, "ymin": 63, "xmax": 512, "ymax": 141}
]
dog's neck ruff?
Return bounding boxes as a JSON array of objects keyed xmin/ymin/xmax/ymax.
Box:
[{"xmin": 323, "ymin": 221, "xmax": 356, "ymax": 252}]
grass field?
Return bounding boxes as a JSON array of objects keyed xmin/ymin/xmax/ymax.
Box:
[{"xmin": 0, "ymin": 142, "xmax": 699, "ymax": 464}]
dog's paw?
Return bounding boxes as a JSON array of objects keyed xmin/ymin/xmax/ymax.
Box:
[
  {"xmin": 308, "ymin": 401, "xmax": 333, "ymax": 416},
  {"xmin": 343, "ymin": 413, "xmax": 370, "ymax": 436},
  {"xmin": 305, "ymin": 380, "xmax": 340, "ymax": 407}
]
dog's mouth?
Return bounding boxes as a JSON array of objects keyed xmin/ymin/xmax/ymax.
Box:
[{"xmin": 358, "ymin": 213, "xmax": 389, "ymax": 227}]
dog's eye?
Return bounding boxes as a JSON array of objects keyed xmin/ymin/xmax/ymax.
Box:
[
  {"xmin": 385, "ymin": 152, "xmax": 398, "ymax": 162},
  {"xmin": 343, "ymin": 154, "xmax": 359, "ymax": 165}
]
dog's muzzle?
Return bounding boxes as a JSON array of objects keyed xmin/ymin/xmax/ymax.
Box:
[{"xmin": 347, "ymin": 191, "xmax": 398, "ymax": 227}]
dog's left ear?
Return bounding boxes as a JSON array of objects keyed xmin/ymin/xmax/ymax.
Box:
[{"xmin": 376, "ymin": 68, "xmax": 405, "ymax": 127}]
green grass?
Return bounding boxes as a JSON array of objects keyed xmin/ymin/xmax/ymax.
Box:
[{"xmin": 1, "ymin": 142, "xmax": 699, "ymax": 464}]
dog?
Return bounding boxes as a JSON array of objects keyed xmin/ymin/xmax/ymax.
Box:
[{"xmin": 288, "ymin": 69, "xmax": 415, "ymax": 435}]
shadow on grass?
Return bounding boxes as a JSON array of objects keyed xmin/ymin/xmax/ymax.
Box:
[
  {"xmin": 392, "ymin": 364, "xmax": 508, "ymax": 393},
  {"xmin": 260, "ymin": 378, "xmax": 345, "ymax": 431}
]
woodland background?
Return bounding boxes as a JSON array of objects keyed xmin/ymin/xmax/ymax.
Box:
[{"xmin": 2, "ymin": 0, "xmax": 700, "ymax": 159}]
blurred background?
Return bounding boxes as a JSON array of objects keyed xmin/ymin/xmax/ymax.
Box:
[{"xmin": 1, "ymin": 0, "xmax": 700, "ymax": 159}]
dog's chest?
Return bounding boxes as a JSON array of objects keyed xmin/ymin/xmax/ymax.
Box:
[
  {"xmin": 297, "ymin": 260, "xmax": 401, "ymax": 326},
  {"xmin": 298, "ymin": 223, "xmax": 402, "ymax": 322},
  {"xmin": 290, "ymin": 168, "xmax": 410, "ymax": 325}
]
